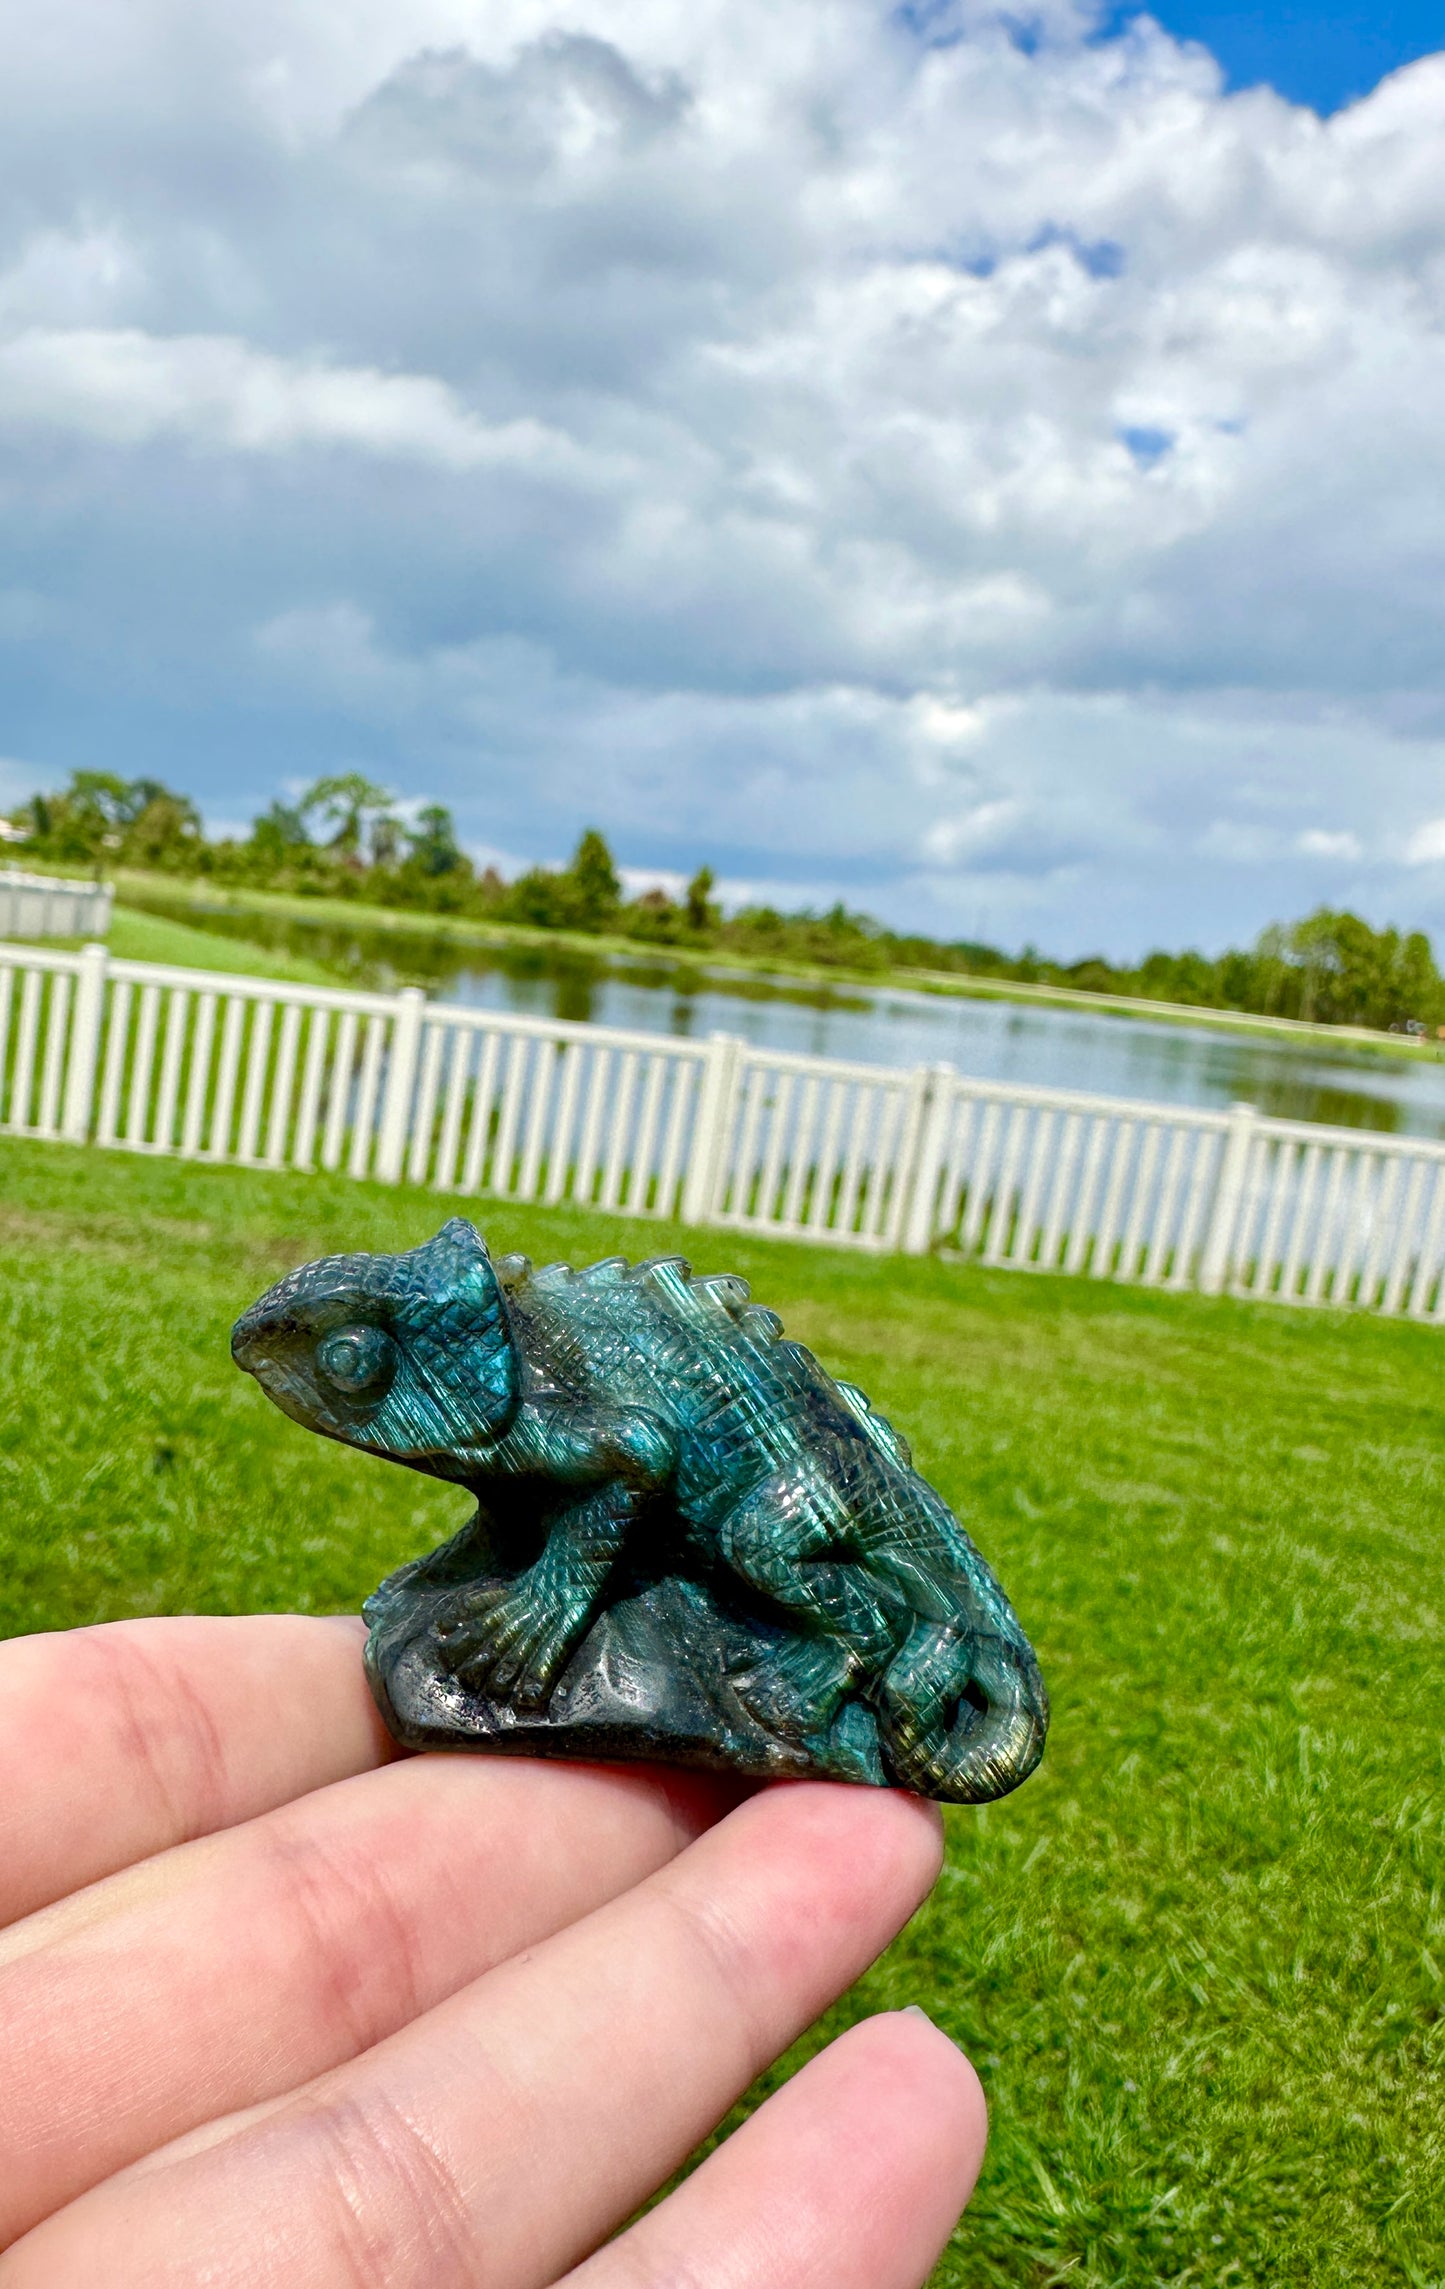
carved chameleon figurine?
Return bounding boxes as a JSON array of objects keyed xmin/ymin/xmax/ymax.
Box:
[{"xmin": 232, "ymin": 1219, "xmax": 1048, "ymax": 1803}]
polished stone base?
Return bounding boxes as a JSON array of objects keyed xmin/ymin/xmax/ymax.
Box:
[{"xmin": 363, "ymin": 1515, "xmax": 889, "ymax": 1787}]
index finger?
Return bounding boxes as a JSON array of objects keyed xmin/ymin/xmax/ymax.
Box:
[{"xmin": 0, "ymin": 1616, "xmax": 398, "ymax": 1925}]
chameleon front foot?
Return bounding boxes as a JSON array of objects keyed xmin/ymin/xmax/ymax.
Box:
[{"xmin": 433, "ymin": 1583, "xmax": 589, "ymax": 1714}]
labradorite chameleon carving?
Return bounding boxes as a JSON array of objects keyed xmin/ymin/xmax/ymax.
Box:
[{"xmin": 232, "ymin": 1220, "xmax": 1047, "ymax": 1803}]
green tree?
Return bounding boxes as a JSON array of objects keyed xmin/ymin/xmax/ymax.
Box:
[
  {"xmin": 122, "ymin": 786, "xmax": 204, "ymax": 869},
  {"xmin": 369, "ymin": 815, "xmax": 403, "ymax": 869},
  {"xmin": 505, "ymin": 867, "xmax": 576, "ymax": 930},
  {"xmin": 685, "ymin": 865, "xmax": 716, "ymax": 934},
  {"xmin": 1281, "ymin": 909, "xmax": 1443, "ymax": 1030},
  {"xmin": 4, "ymin": 771, "xmax": 203, "ymax": 870},
  {"xmin": 565, "ymin": 829, "xmax": 622, "ymax": 931},
  {"xmin": 300, "ymin": 774, "xmax": 394, "ymax": 859},
  {"xmin": 59, "ymin": 772, "xmax": 134, "ymax": 861},
  {"xmin": 406, "ymin": 804, "xmax": 463, "ymax": 878},
  {"xmin": 248, "ymin": 801, "xmax": 312, "ymax": 866}
]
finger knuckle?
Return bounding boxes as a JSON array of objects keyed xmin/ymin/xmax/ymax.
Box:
[{"xmin": 301, "ymin": 2089, "xmax": 478, "ymax": 2289}]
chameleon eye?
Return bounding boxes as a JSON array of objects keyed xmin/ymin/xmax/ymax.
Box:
[{"xmin": 317, "ymin": 1323, "xmax": 396, "ymax": 1399}]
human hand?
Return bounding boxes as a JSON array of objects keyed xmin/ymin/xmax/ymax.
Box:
[{"xmin": 0, "ymin": 1615, "xmax": 986, "ymax": 2286}]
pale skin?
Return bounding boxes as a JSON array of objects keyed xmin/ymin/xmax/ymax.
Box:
[{"xmin": 0, "ymin": 1613, "xmax": 988, "ymax": 2288}]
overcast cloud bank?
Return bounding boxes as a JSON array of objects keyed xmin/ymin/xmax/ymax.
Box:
[{"xmin": 1, "ymin": 0, "xmax": 1443, "ymax": 955}]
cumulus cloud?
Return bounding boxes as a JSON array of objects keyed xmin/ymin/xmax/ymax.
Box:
[
  {"xmin": 0, "ymin": 328, "xmax": 615, "ymax": 476},
  {"xmin": 1297, "ymin": 828, "xmax": 1363, "ymax": 862},
  {"xmin": 0, "ymin": 0, "xmax": 1442, "ymax": 953}
]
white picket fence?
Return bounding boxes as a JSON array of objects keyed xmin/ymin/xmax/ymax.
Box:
[
  {"xmin": 0, "ymin": 870, "xmax": 112, "ymax": 941},
  {"xmin": 4, "ymin": 939, "xmax": 1445, "ymax": 1317}
]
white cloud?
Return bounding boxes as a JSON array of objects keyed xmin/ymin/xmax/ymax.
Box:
[
  {"xmin": 0, "ymin": 328, "xmax": 614, "ymax": 479},
  {"xmin": 619, "ymin": 864, "xmax": 687, "ymax": 901},
  {"xmin": 0, "ymin": 225, "xmax": 146, "ymax": 329},
  {"xmin": 922, "ymin": 799, "xmax": 1025, "ymax": 865},
  {"xmin": 238, "ymin": 607, "xmax": 1445, "ymax": 947},
  {"xmin": 0, "ymin": 0, "xmax": 1441, "ymax": 952},
  {"xmin": 1297, "ymin": 827, "xmax": 1363, "ymax": 861},
  {"xmin": 1405, "ymin": 819, "xmax": 1445, "ymax": 866}
]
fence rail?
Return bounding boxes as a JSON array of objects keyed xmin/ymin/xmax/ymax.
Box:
[
  {"xmin": 0, "ymin": 870, "xmax": 112, "ymax": 942},
  {"xmin": 4, "ymin": 940, "xmax": 1444, "ymax": 1317}
]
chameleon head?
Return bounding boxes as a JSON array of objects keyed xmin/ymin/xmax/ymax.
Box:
[{"xmin": 231, "ymin": 1217, "xmax": 519, "ymax": 1467}]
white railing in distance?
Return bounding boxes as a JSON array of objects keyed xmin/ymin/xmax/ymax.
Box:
[
  {"xmin": 5, "ymin": 940, "xmax": 1445, "ymax": 1315},
  {"xmin": 0, "ymin": 871, "xmax": 113, "ymax": 942}
]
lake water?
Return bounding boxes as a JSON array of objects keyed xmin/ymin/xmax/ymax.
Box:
[{"xmin": 132, "ymin": 894, "xmax": 1445, "ymax": 1141}]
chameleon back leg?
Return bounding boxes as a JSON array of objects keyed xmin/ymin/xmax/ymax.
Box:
[{"xmin": 714, "ymin": 1463, "xmax": 910, "ymax": 1766}]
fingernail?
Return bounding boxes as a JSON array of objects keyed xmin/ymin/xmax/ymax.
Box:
[{"xmin": 901, "ymin": 2003, "xmax": 965, "ymax": 2050}]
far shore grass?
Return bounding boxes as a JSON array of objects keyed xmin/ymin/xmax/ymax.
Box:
[
  {"xmin": 0, "ymin": 1132, "xmax": 1438, "ymax": 2285},
  {"xmin": 109, "ymin": 903, "xmax": 341, "ymax": 985},
  {"xmin": 28, "ymin": 861, "xmax": 1445, "ymax": 1063},
  {"xmin": 28, "ymin": 903, "xmax": 344, "ymax": 987}
]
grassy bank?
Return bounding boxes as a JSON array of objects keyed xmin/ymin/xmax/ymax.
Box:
[
  {"xmin": 108, "ymin": 904, "xmax": 341, "ymax": 985},
  {"xmin": 28, "ymin": 903, "xmax": 344, "ymax": 986},
  {"xmin": 107, "ymin": 868, "xmax": 1445, "ymax": 1062},
  {"xmin": 0, "ymin": 1135, "xmax": 1439, "ymax": 2284}
]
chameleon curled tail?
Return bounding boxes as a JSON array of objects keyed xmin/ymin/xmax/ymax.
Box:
[{"xmin": 877, "ymin": 1621, "xmax": 1049, "ymax": 1803}]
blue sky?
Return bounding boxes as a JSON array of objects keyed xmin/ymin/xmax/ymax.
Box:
[
  {"xmin": 1, "ymin": 0, "xmax": 1444, "ymax": 959},
  {"xmin": 1138, "ymin": 2, "xmax": 1443, "ymax": 113}
]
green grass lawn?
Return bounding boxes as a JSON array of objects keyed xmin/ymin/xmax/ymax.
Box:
[
  {"xmin": 0, "ymin": 1134, "xmax": 1439, "ymax": 2286},
  {"xmin": 19, "ymin": 904, "xmax": 344, "ymax": 985},
  {"xmin": 107, "ymin": 904, "xmax": 341, "ymax": 984}
]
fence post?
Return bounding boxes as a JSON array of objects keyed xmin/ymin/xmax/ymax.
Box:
[
  {"xmin": 681, "ymin": 1032, "xmax": 741, "ymax": 1226},
  {"xmin": 1198, "ymin": 1100, "xmax": 1257, "ymax": 1294},
  {"xmin": 62, "ymin": 941, "xmax": 109, "ymax": 1143},
  {"xmin": 899, "ymin": 1063, "xmax": 956, "ymax": 1255},
  {"xmin": 376, "ymin": 987, "xmax": 425, "ymax": 1183}
]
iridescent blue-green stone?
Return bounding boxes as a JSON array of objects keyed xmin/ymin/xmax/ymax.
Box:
[{"xmin": 233, "ymin": 1220, "xmax": 1047, "ymax": 1803}]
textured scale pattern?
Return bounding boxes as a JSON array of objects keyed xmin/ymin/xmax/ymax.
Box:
[{"xmin": 232, "ymin": 1220, "xmax": 1048, "ymax": 1803}]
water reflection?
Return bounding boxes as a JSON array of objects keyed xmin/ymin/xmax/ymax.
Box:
[
  {"xmin": 135, "ymin": 894, "xmax": 871, "ymax": 1027},
  {"xmin": 129, "ymin": 891, "xmax": 1445, "ymax": 1141}
]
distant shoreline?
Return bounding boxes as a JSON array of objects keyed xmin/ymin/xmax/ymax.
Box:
[{"xmin": 74, "ymin": 865, "xmax": 1445, "ymax": 1066}]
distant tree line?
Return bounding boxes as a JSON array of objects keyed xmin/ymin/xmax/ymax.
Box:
[{"xmin": 7, "ymin": 768, "xmax": 1443, "ymax": 1034}]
